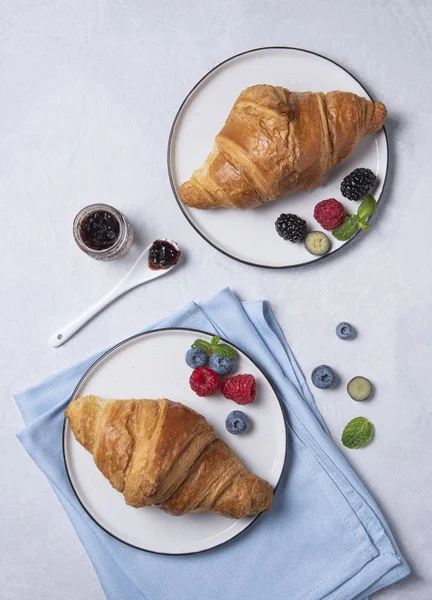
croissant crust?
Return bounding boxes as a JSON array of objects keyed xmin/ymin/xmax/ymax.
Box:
[
  {"xmin": 65, "ymin": 396, "xmax": 274, "ymax": 518},
  {"xmin": 179, "ymin": 84, "xmax": 387, "ymax": 209}
]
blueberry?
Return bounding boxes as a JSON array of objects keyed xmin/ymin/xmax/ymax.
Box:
[
  {"xmin": 225, "ymin": 411, "xmax": 250, "ymax": 435},
  {"xmin": 336, "ymin": 322, "xmax": 356, "ymax": 340},
  {"xmin": 347, "ymin": 376, "xmax": 373, "ymax": 401},
  {"xmin": 185, "ymin": 348, "xmax": 208, "ymax": 369},
  {"xmin": 209, "ymin": 354, "xmax": 235, "ymax": 376},
  {"xmin": 311, "ymin": 365, "xmax": 336, "ymax": 389}
]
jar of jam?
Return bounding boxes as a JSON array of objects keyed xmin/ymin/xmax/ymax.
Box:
[{"xmin": 73, "ymin": 204, "xmax": 133, "ymax": 260}]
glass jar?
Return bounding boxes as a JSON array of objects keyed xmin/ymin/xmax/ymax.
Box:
[{"xmin": 73, "ymin": 204, "xmax": 133, "ymax": 260}]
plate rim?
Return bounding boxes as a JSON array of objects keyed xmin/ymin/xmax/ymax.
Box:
[
  {"xmin": 63, "ymin": 326, "xmax": 288, "ymax": 556},
  {"xmin": 167, "ymin": 46, "xmax": 389, "ymax": 269}
]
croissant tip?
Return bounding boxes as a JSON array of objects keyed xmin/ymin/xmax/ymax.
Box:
[
  {"xmin": 64, "ymin": 397, "xmax": 77, "ymax": 419},
  {"xmin": 372, "ymin": 101, "xmax": 387, "ymax": 132},
  {"xmin": 179, "ymin": 180, "xmax": 214, "ymax": 209}
]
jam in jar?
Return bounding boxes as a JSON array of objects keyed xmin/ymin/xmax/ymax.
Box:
[{"xmin": 73, "ymin": 204, "xmax": 133, "ymax": 260}]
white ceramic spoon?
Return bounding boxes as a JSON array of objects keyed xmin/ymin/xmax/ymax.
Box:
[{"xmin": 49, "ymin": 240, "xmax": 180, "ymax": 348}]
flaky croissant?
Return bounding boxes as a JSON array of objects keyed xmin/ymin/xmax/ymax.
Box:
[
  {"xmin": 179, "ymin": 84, "xmax": 387, "ymax": 209},
  {"xmin": 65, "ymin": 396, "xmax": 273, "ymax": 518}
]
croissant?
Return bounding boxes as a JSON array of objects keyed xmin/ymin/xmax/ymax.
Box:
[
  {"xmin": 65, "ymin": 395, "xmax": 273, "ymax": 518},
  {"xmin": 179, "ymin": 84, "xmax": 387, "ymax": 209}
]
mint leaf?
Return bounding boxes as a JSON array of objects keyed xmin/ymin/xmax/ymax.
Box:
[
  {"xmin": 341, "ymin": 417, "xmax": 374, "ymax": 449},
  {"xmin": 211, "ymin": 344, "xmax": 237, "ymax": 359},
  {"xmin": 358, "ymin": 220, "xmax": 371, "ymax": 231},
  {"xmin": 332, "ymin": 215, "xmax": 360, "ymax": 241},
  {"xmin": 191, "ymin": 339, "xmax": 212, "ymax": 355},
  {"xmin": 211, "ymin": 335, "xmax": 221, "ymax": 346},
  {"xmin": 357, "ymin": 194, "xmax": 377, "ymax": 220}
]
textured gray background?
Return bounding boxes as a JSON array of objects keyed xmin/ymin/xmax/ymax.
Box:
[{"xmin": 1, "ymin": 0, "xmax": 431, "ymax": 598}]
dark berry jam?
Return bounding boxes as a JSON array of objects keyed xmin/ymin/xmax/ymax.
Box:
[
  {"xmin": 80, "ymin": 210, "xmax": 120, "ymax": 251},
  {"xmin": 148, "ymin": 240, "xmax": 181, "ymax": 270}
]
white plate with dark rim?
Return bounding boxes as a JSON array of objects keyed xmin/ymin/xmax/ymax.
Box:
[
  {"xmin": 63, "ymin": 328, "xmax": 287, "ymax": 555},
  {"xmin": 168, "ymin": 47, "xmax": 388, "ymax": 269}
]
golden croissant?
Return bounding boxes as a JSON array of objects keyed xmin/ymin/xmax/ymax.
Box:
[
  {"xmin": 65, "ymin": 395, "xmax": 273, "ymax": 518},
  {"xmin": 179, "ymin": 84, "xmax": 387, "ymax": 209}
]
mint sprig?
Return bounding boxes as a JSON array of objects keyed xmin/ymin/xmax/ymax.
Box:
[
  {"xmin": 191, "ymin": 335, "xmax": 237, "ymax": 359},
  {"xmin": 333, "ymin": 195, "xmax": 377, "ymax": 241},
  {"xmin": 333, "ymin": 216, "xmax": 360, "ymax": 241},
  {"xmin": 341, "ymin": 417, "xmax": 374, "ymax": 449},
  {"xmin": 191, "ymin": 339, "xmax": 212, "ymax": 355},
  {"xmin": 357, "ymin": 194, "xmax": 377, "ymax": 220},
  {"xmin": 212, "ymin": 344, "xmax": 236, "ymax": 359}
]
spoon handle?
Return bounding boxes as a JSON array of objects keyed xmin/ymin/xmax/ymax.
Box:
[
  {"xmin": 48, "ymin": 241, "xmax": 179, "ymax": 348},
  {"xmin": 48, "ymin": 283, "xmax": 127, "ymax": 348}
]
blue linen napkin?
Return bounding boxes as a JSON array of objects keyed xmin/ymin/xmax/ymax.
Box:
[{"xmin": 15, "ymin": 288, "xmax": 409, "ymax": 600}]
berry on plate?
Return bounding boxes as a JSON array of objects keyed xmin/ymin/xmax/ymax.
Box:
[
  {"xmin": 347, "ymin": 376, "xmax": 373, "ymax": 401},
  {"xmin": 209, "ymin": 354, "xmax": 235, "ymax": 376},
  {"xmin": 313, "ymin": 199, "xmax": 346, "ymax": 230},
  {"xmin": 336, "ymin": 322, "xmax": 356, "ymax": 340},
  {"xmin": 305, "ymin": 231, "xmax": 330, "ymax": 255},
  {"xmin": 225, "ymin": 410, "xmax": 250, "ymax": 435},
  {"xmin": 275, "ymin": 213, "xmax": 307, "ymax": 243},
  {"xmin": 340, "ymin": 168, "xmax": 376, "ymax": 201},
  {"xmin": 185, "ymin": 347, "xmax": 208, "ymax": 368},
  {"xmin": 221, "ymin": 374, "xmax": 256, "ymax": 405},
  {"xmin": 311, "ymin": 365, "xmax": 336, "ymax": 389},
  {"xmin": 333, "ymin": 194, "xmax": 377, "ymax": 241},
  {"xmin": 189, "ymin": 368, "xmax": 220, "ymax": 397}
]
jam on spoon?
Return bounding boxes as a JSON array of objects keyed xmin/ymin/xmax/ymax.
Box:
[{"xmin": 148, "ymin": 240, "xmax": 181, "ymax": 270}]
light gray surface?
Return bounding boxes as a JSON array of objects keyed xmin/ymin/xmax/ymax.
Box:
[{"xmin": 1, "ymin": 1, "xmax": 431, "ymax": 599}]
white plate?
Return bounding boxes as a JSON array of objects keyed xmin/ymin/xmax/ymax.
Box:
[
  {"xmin": 63, "ymin": 328, "xmax": 287, "ymax": 555},
  {"xmin": 168, "ymin": 47, "xmax": 388, "ymax": 268}
]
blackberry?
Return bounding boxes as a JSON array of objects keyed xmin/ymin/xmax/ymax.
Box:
[
  {"xmin": 275, "ymin": 213, "xmax": 307, "ymax": 243},
  {"xmin": 340, "ymin": 168, "xmax": 376, "ymax": 201}
]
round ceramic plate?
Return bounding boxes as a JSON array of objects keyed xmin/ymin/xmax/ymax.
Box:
[
  {"xmin": 63, "ymin": 328, "xmax": 287, "ymax": 555},
  {"xmin": 168, "ymin": 47, "xmax": 388, "ymax": 268}
]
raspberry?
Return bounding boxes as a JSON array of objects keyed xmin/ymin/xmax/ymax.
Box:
[
  {"xmin": 314, "ymin": 199, "xmax": 346, "ymax": 230},
  {"xmin": 221, "ymin": 374, "xmax": 256, "ymax": 405},
  {"xmin": 189, "ymin": 368, "xmax": 219, "ymax": 397}
]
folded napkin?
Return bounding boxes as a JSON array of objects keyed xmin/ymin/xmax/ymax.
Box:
[{"xmin": 15, "ymin": 289, "xmax": 409, "ymax": 600}]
